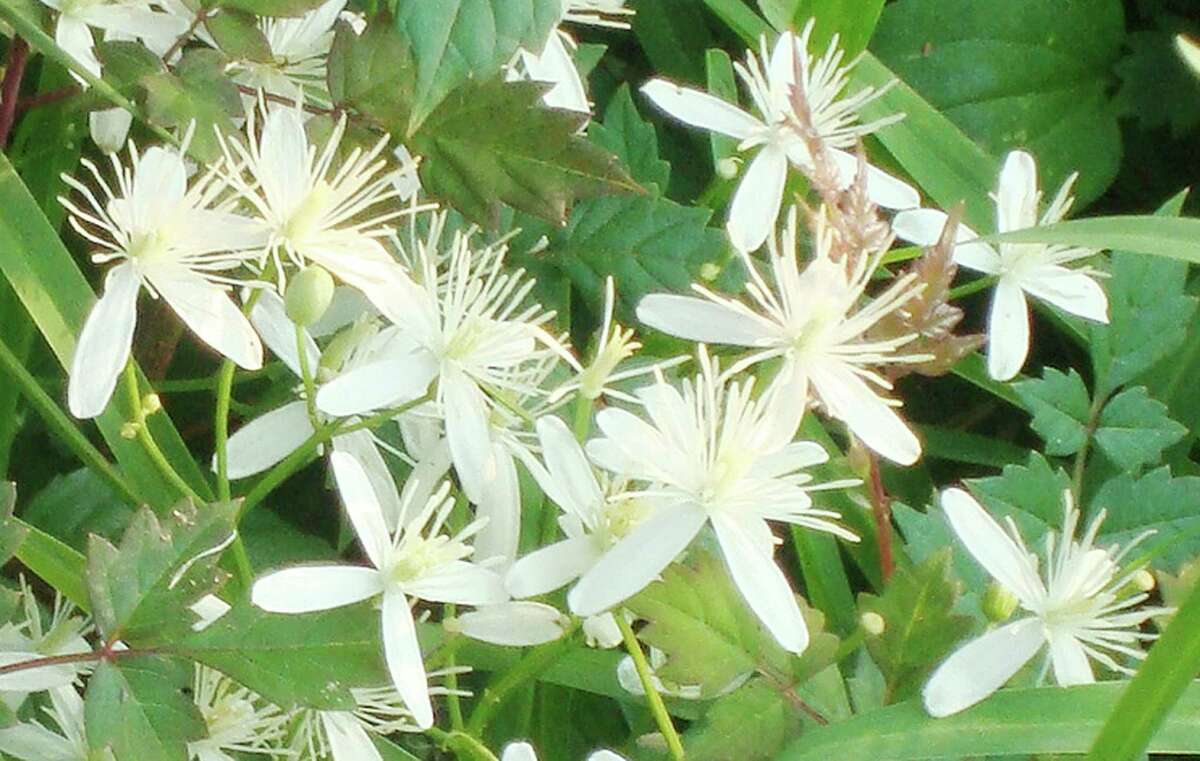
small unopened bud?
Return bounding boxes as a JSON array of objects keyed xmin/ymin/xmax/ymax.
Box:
[
  {"xmin": 442, "ymin": 617, "xmax": 462, "ymax": 635},
  {"xmin": 1133, "ymin": 569, "xmax": 1156, "ymax": 593},
  {"xmin": 716, "ymin": 157, "xmax": 739, "ymax": 179},
  {"xmin": 285, "ymin": 266, "xmax": 336, "ymax": 327},
  {"xmin": 699, "ymin": 262, "xmax": 721, "ymax": 281},
  {"xmin": 982, "ymin": 583, "xmax": 1019, "ymax": 623},
  {"xmin": 119, "ymin": 422, "xmax": 141, "ymax": 440},
  {"xmin": 860, "ymin": 611, "xmax": 885, "ymax": 636},
  {"xmin": 141, "ymin": 393, "xmax": 162, "ymax": 415}
]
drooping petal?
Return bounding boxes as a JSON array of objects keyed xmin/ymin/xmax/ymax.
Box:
[
  {"xmin": 442, "ymin": 369, "xmax": 496, "ymax": 503},
  {"xmin": 251, "ymin": 565, "xmax": 382, "ymax": 613},
  {"xmin": 403, "ymin": 561, "xmax": 508, "ymax": 606},
  {"xmin": 939, "ymin": 488, "xmax": 1044, "ymax": 605},
  {"xmin": 727, "ymin": 145, "xmax": 788, "ymax": 253},
  {"xmin": 922, "ymin": 617, "xmax": 1044, "ymax": 717},
  {"xmin": 712, "ymin": 514, "xmax": 809, "ymax": 654},
  {"xmin": 568, "ymin": 503, "xmax": 707, "ymax": 617},
  {"xmin": 148, "ymin": 266, "xmax": 263, "ymax": 370},
  {"xmin": 223, "ymin": 400, "xmax": 315, "ymax": 479},
  {"xmin": 68, "ymin": 263, "xmax": 141, "ymax": 419},
  {"xmin": 636, "ymin": 294, "xmax": 774, "ymax": 347},
  {"xmin": 320, "ymin": 712, "xmax": 382, "ymax": 761},
  {"xmin": 381, "ymin": 590, "xmax": 432, "ymax": 729},
  {"xmin": 986, "ymin": 277, "xmax": 1031, "ymax": 382},
  {"xmin": 809, "ymin": 361, "xmax": 921, "ymax": 466},
  {"xmin": 996, "ymin": 150, "xmax": 1039, "ymax": 233},
  {"xmin": 249, "ymin": 290, "xmax": 318, "ymax": 378},
  {"xmin": 455, "ymin": 602, "xmax": 567, "ymax": 647},
  {"xmin": 506, "ymin": 536, "xmax": 600, "ymax": 599},
  {"xmin": 333, "ymin": 430, "xmax": 404, "ymax": 532},
  {"xmin": 892, "ymin": 209, "xmax": 1001, "ymax": 274},
  {"xmin": 316, "ymin": 355, "xmax": 438, "ymax": 418},
  {"xmin": 329, "ymin": 450, "xmax": 392, "ymax": 570},
  {"xmin": 640, "ymin": 80, "xmax": 761, "ymax": 141},
  {"xmin": 827, "ymin": 149, "xmax": 920, "ymax": 210},
  {"xmin": 1048, "ymin": 631, "xmax": 1094, "ymax": 687},
  {"xmin": 1018, "ymin": 265, "xmax": 1109, "ymax": 324},
  {"xmin": 473, "ymin": 444, "xmax": 521, "ymax": 566}
]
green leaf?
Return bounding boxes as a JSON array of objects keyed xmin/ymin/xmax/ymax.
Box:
[
  {"xmin": 872, "ymin": 0, "xmax": 1125, "ymax": 206},
  {"xmin": 205, "ymin": 8, "xmax": 273, "ymax": 63},
  {"xmin": 93, "ymin": 41, "xmax": 165, "ymax": 102},
  {"xmin": 965, "ymin": 452, "xmax": 1071, "ymax": 527},
  {"xmin": 142, "ymin": 49, "xmax": 241, "ymax": 161},
  {"xmin": 857, "ymin": 550, "xmax": 972, "ymax": 703},
  {"xmin": 587, "ymin": 85, "xmax": 671, "ymax": 194},
  {"xmin": 633, "ymin": 0, "xmax": 716, "ymax": 83},
  {"xmin": 685, "ymin": 677, "xmax": 804, "ymax": 761},
  {"xmin": 327, "ymin": 17, "xmax": 414, "ymax": 125},
  {"xmin": 84, "ymin": 656, "xmax": 206, "ymax": 761},
  {"xmin": 175, "ymin": 600, "xmax": 386, "ymax": 709},
  {"xmin": 1114, "ymin": 29, "xmax": 1200, "ymax": 137},
  {"xmin": 393, "ymin": 0, "xmax": 562, "ymax": 129},
  {"xmin": 13, "ymin": 517, "xmax": 89, "ymax": 611},
  {"xmin": 761, "ymin": 0, "xmax": 886, "ymax": 55},
  {"xmin": 777, "ymin": 683, "xmax": 1200, "ymax": 760},
  {"xmin": 0, "ymin": 483, "xmax": 28, "ymax": 566},
  {"xmin": 409, "ymin": 79, "xmax": 639, "ymax": 226},
  {"xmin": 87, "ymin": 501, "xmax": 237, "ymax": 643},
  {"xmin": 985, "ymin": 216, "xmax": 1200, "ymax": 265},
  {"xmin": 1091, "ymin": 467, "xmax": 1200, "ymax": 569},
  {"xmin": 25, "ymin": 469, "xmax": 135, "ymax": 552},
  {"xmin": 217, "ymin": 0, "xmax": 327, "ymax": 17},
  {"xmin": 1093, "ymin": 386, "xmax": 1187, "ymax": 472},
  {"xmin": 1012, "ymin": 368, "xmax": 1092, "ymax": 456}
]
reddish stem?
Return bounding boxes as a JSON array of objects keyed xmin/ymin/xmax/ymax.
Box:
[
  {"xmin": 17, "ymin": 84, "xmax": 80, "ymax": 113},
  {"xmin": 0, "ymin": 37, "xmax": 31, "ymax": 149},
  {"xmin": 868, "ymin": 454, "xmax": 895, "ymax": 582}
]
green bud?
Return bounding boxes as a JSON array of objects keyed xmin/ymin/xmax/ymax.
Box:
[
  {"xmin": 716, "ymin": 157, "xmax": 739, "ymax": 179},
  {"xmin": 982, "ymin": 582, "xmax": 1019, "ymax": 623},
  {"xmin": 284, "ymin": 266, "xmax": 335, "ymax": 327},
  {"xmin": 860, "ymin": 611, "xmax": 886, "ymax": 636}
]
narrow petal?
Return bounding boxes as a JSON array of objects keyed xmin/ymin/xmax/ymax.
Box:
[
  {"xmin": 828, "ymin": 149, "xmax": 920, "ymax": 210},
  {"xmin": 473, "ymin": 445, "xmax": 522, "ymax": 566},
  {"xmin": 636, "ymin": 294, "xmax": 773, "ymax": 346},
  {"xmin": 455, "ymin": 602, "xmax": 567, "ymax": 647},
  {"xmin": 712, "ymin": 514, "xmax": 809, "ymax": 654},
  {"xmin": 381, "ymin": 590, "xmax": 432, "ymax": 729},
  {"xmin": 1048, "ymin": 631, "xmax": 1094, "ymax": 687},
  {"xmin": 506, "ymin": 536, "xmax": 600, "ymax": 599},
  {"xmin": 404, "ymin": 561, "xmax": 508, "ymax": 606},
  {"xmin": 640, "ymin": 80, "xmax": 760, "ymax": 141},
  {"xmin": 536, "ymin": 416, "xmax": 603, "ymax": 522},
  {"xmin": 442, "ymin": 370, "xmax": 495, "ymax": 503},
  {"xmin": 568, "ymin": 504, "xmax": 706, "ymax": 617},
  {"xmin": 940, "ymin": 488, "xmax": 1043, "ymax": 605},
  {"xmin": 996, "ymin": 150, "xmax": 1039, "ymax": 233},
  {"xmin": 986, "ymin": 277, "xmax": 1030, "ymax": 381},
  {"xmin": 223, "ymin": 401, "xmax": 314, "ymax": 480},
  {"xmin": 333, "ymin": 430, "xmax": 404, "ymax": 532},
  {"xmin": 329, "ymin": 450, "xmax": 392, "ymax": 570},
  {"xmin": 1019, "ymin": 266, "xmax": 1109, "ymax": 323},
  {"xmin": 249, "ymin": 290, "xmax": 318, "ymax": 378},
  {"xmin": 727, "ymin": 146, "xmax": 788, "ymax": 253},
  {"xmin": 922, "ymin": 618, "xmax": 1044, "ymax": 717},
  {"xmin": 251, "ymin": 565, "xmax": 382, "ymax": 613},
  {"xmin": 892, "ymin": 209, "xmax": 1002, "ymax": 274},
  {"xmin": 149, "ymin": 267, "xmax": 263, "ymax": 370},
  {"xmin": 55, "ymin": 15, "xmax": 101, "ymax": 78},
  {"xmin": 321, "ymin": 712, "xmax": 382, "ymax": 761},
  {"xmin": 316, "ymin": 355, "xmax": 438, "ymax": 418},
  {"xmin": 68, "ymin": 263, "xmax": 140, "ymax": 419},
  {"xmin": 810, "ymin": 361, "xmax": 921, "ymax": 466}
]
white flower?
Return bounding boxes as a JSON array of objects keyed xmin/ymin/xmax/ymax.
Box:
[
  {"xmin": 638, "ymin": 209, "xmax": 927, "ymax": 465},
  {"xmin": 0, "ymin": 686, "xmax": 88, "ymax": 761},
  {"xmin": 641, "ymin": 22, "xmax": 918, "ymax": 253},
  {"xmin": 38, "ymin": 0, "xmax": 187, "ymax": 78},
  {"xmin": 923, "ymin": 488, "xmax": 1165, "ymax": 718},
  {"xmin": 62, "ymin": 142, "xmax": 266, "ymax": 419},
  {"xmin": 227, "ymin": 0, "xmax": 346, "ymax": 107},
  {"xmin": 188, "ymin": 666, "xmax": 289, "ymax": 761},
  {"xmin": 893, "ymin": 150, "xmax": 1109, "ymax": 381},
  {"xmin": 502, "ymin": 741, "xmax": 626, "ymax": 761},
  {"xmin": 450, "ymin": 601, "xmax": 569, "ymax": 647},
  {"xmin": 570, "ymin": 349, "xmax": 856, "ymax": 654},
  {"xmin": 251, "ymin": 452, "xmax": 506, "ymax": 728},
  {"xmin": 0, "ymin": 581, "xmax": 92, "ymax": 705},
  {"xmin": 218, "ymin": 103, "xmax": 414, "ymax": 310}
]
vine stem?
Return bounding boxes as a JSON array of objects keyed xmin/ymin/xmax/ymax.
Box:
[
  {"xmin": 122, "ymin": 365, "xmax": 202, "ymax": 503},
  {"xmin": 296, "ymin": 325, "xmax": 320, "ymax": 426},
  {"xmin": 867, "ymin": 453, "xmax": 894, "ymax": 582},
  {"xmin": 1071, "ymin": 390, "xmax": 1109, "ymax": 504},
  {"xmin": 160, "ymin": 7, "xmax": 210, "ymax": 63},
  {"xmin": 425, "ymin": 727, "xmax": 499, "ymax": 761},
  {"xmin": 0, "ymin": 35, "xmax": 29, "ymax": 148},
  {"xmin": 0, "ymin": 646, "xmax": 149, "ymax": 678},
  {"xmin": 616, "ymin": 614, "xmax": 685, "ymax": 761}
]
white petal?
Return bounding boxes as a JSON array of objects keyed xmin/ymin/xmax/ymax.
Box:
[
  {"xmin": 940, "ymin": 488, "xmax": 1043, "ymax": 605},
  {"xmin": 809, "ymin": 361, "xmax": 921, "ymax": 466},
  {"xmin": 404, "ymin": 561, "xmax": 508, "ymax": 606},
  {"xmin": 892, "ymin": 209, "xmax": 1002, "ymax": 274},
  {"xmin": 750, "ymin": 442, "xmax": 828, "ymax": 479},
  {"xmin": 502, "ymin": 743, "xmax": 539, "ymax": 761},
  {"xmin": 0, "ymin": 721, "xmax": 75, "ymax": 761},
  {"xmin": 922, "ymin": 618, "xmax": 1044, "ymax": 717},
  {"xmin": 588, "ymin": 752, "xmax": 627, "ymax": 761},
  {"xmin": 189, "ymin": 594, "xmax": 231, "ymax": 632},
  {"xmin": 996, "ymin": 150, "xmax": 1039, "ymax": 233},
  {"xmin": 88, "ymin": 107, "xmax": 132, "ymax": 153},
  {"xmin": 333, "ymin": 430, "xmax": 404, "ymax": 532},
  {"xmin": 636, "ymin": 294, "xmax": 772, "ymax": 346},
  {"xmin": 1048, "ymin": 631, "xmax": 1094, "ymax": 686},
  {"xmin": 223, "ymin": 400, "xmax": 315, "ymax": 480},
  {"xmin": 55, "ymin": 15, "xmax": 100, "ymax": 78},
  {"xmin": 131, "ymin": 146, "xmax": 187, "ymax": 226},
  {"xmin": 259, "ymin": 105, "xmax": 310, "ymax": 217},
  {"xmin": 986, "ymin": 277, "xmax": 1030, "ymax": 381},
  {"xmin": 149, "ymin": 267, "xmax": 263, "ymax": 370},
  {"xmin": 316, "ymin": 355, "xmax": 437, "ymax": 418},
  {"xmin": 251, "ymin": 565, "xmax": 382, "ymax": 613},
  {"xmin": 568, "ymin": 503, "xmax": 706, "ymax": 616},
  {"xmin": 828, "ymin": 149, "xmax": 920, "ymax": 210},
  {"xmin": 68, "ymin": 263, "xmax": 140, "ymax": 419},
  {"xmin": 249, "ymin": 290, "xmax": 318, "ymax": 378},
  {"xmin": 0, "ymin": 652, "xmax": 79, "ymax": 692},
  {"xmin": 1019, "ymin": 266, "xmax": 1109, "ymax": 323},
  {"xmin": 455, "ymin": 602, "xmax": 567, "ymax": 647},
  {"xmin": 640, "ymin": 80, "xmax": 760, "ymax": 141},
  {"xmin": 712, "ymin": 514, "xmax": 809, "ymax": 654},
  {"xmin": 524, "ymin": 32, "xmax": 590, "ymax": 114},
  {"xmin": 727, "ymin": 146, "xmax": 788, "ymax": 253},
  {"xmin": 329, "ymin": 450, "xmax": 391, "ymax": 570},
  {"xmin": 381, "ymin": 590, "xmax": 432, "ymax": 729},
  {"xmin": 320, "ymin": 712, "xmax": 382, "ymax": 761},
  {"xmin": 473, "ymin": 444, "xmax": 521, "ymax": 566},
  {"xmin": 506, "ymin": 536, "xmax": 600, "ymax": 599},
  {"xmin": 442, "ymin": 370, "xmax": 495, "ymax": 503},
  {"xmin": 536, "ymin": 416, "xmax": 603, "ymax": 521}
]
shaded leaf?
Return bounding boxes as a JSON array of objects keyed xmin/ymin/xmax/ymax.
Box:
[
  {"xmin": 1094, "ymin": 386, "xmax": 1187, "ymax": 472},
  {"xmin": 143, "ymin": 49, "xmax": 241, "ymax": 161},
  {"xmin": 85, "ymin": 656, "xmax": 205, "ymax": 761},
  {"xmin": 684, "ymin": 677, "xmax": 804, "ymax": 761},
  {"xmin": 965, "ymin": 452, "xmax": 1071, "ymax": 528},
  {"xmin": 206, "ymin": 8, "xmax": 273, "ymax": 63},
  {"xmin": 327, "ymin": 17, "xmax": 414, "ymax": 126},
  {"xmin": 0, "ymin": 483, "xmax": 28, "ymax": 565},
  {"xmin": 588, "ymin": 85, "xmax": 671, "ymax": 194},
  {"xmin": 1114, "ymin": 28, "xmax": 1200, "ymax": 137},
  {"xmin": 1091, "ymin": 467, "xmax": 1200, "ymax": 570},
  {"xmin": 1013, "ymin": 368, "xmax": 1092, "ymax": 456},
  {"xmin": 217, "ymin": 0, "xmax": 328, "ymax": 17}
]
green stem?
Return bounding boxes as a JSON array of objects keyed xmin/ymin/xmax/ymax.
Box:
[
  {"xmin": 425, "ymin": 727, "xmax": 499, "ymax": 761},
  {"xmin": 444, "ymin": 605, "xmax": 466, "ymax": 732},
  {"xmin": 947, "ymin": 274, "xmax": 998, "ymax": 301},
  {"xmin": 0, "ymin": 336, "xmax": 140, "ymax": 506},
  {"xmin": 123, "ymin": 366, "xmax": 201, "ymax": 503},
  {"xmin": 296, "ymin": 325, "xmax": 320, "ymax": 426},
  {"xmin": 571, "ymin": 393, "xmax": 593, "ymax": 441},
  {"xmin": 617, "ymin": 615, "xmax": 685, "ymax": 761},
  {"xmin": 214, "ymin": 360, "xmax": 237, "ymax": 504},
  {"xmin": 465, "ymin": 622, "xmax": 580, "ymax": 737},
  {"xmin": 1070, "ymin": 390, "xmax": 1109, "ymax": 504}
]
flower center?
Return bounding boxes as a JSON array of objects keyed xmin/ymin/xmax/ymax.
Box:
[
  {"xmin": 204, "ymin": 696, "xmax": 258, "ymax": 742},
  {"xmin": 128, "ymin": 230, "xmax": 172, "ymax": 265},
  {"xmin": 599, "ymin": 496, "xmax": 653, "ymax": 546},
  {"xmin": 578, "ymin": 327, "xmax": 638, "ymax": 399},
  {"xmin": 283, "ymin": 181, "xmax": 334, "ymax": 245}
]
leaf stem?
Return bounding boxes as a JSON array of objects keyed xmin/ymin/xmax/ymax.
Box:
[
  {"xmin": 867, "ymin": 453, "xmax": 894, "ymax": 582},
  {"xmin": 122, "ymin": 365, "xmax": 201, "ymax": 503},
  {"xmin": 616, "ymin": 614, "xmax": 685, "ymax": 761},
  {"xmin": 0, "ymin": 646, "xmax": 148, "ymax": 678},
  {"xmin": 1070, "ymin": 390, "xmax": 1109, "ymax": 504},
  {"xmin": 161, "ymin": 7, "xmax": 210, "ymax": 63},
  {"xmin": 444, "ymin": 605, "xmax": 466, "ymax": 732}
]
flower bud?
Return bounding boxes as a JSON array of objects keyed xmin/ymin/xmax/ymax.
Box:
[
  {"xmin": 141, "ymin": 393, "xmax": 162, "ymax": 416},
  {"xmin": 284, "ymin": 266, "xmax": 336, "ymax": 327},
  {"xmin": 699, "ymin": 262, "xmax": 721, "ymax": 281},
  {"xmin": 860, "ymin": 611, "xmax": 885, "ymax": 636},
  {"xmin": 1133, "ymin": 569, "xmax": 1156, "ymax": 592},
  {"xmin": 716, "ymin": 157, "xmax": 739, "ymax": 179},
  {"xmin": 982, "ymin": 582, "xmax": 1019, "ymax": 623},
  {"xmin": 119, "ymin": 422, "xmax": 141, "ymax": 440}
]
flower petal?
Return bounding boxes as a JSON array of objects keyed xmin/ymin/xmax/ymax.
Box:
[
  {"xmin": 251, "ymin": 565, "xmax": 382, "ymax": 613},
  {"xmin": 996, "ymin": 150, "xmax": 1039, "ymax": 233},
  {"xmin": 442, "ymin": 369, "xmax": 495, "ymax": 503},
  {"xmin": 828, "ymin": 149, "xmax": 920, "ymax": 210},
  {"xmin": 69, "ymin": 263, "xmax": 141, "ymax": 419},
  {"xmin": 55, "ymin": 15, "xmax": 101, "ymax": 77},
  {"xmin": 473, "ymin": 444, "xmax": 521, "ymax": 566},
  {"xmin": 940, "ymin": 488, "xmax": 1043, "ymax": 605},
  {"xmin": 640, "ymin": 80, "xmax": 760, "ymax": 141},
  {"xmin": 1019, "ymin": 265, "xmax": 1109, "ymax": 323},
  {"xmin": 922, "ymin": 617, "xmax": 1044, "ymax": 717},
  {"xmin": 986, "ymin": 277, "xmax": 1030, "ymax": 381},
  {"xmin": 404, "ymin": 561, "xmax": 508, "ymax": 606},
  {"xmin": 892, "ymin": 209, "xmax": 1001, "ymax": 274},
  {"xmin": 316, "ymin": 355, "xmax": 438, "ymax": 418},
  {"xmin": 636, "ymin": 294, "xmax": 773, "ymax": 346},
  {"xmin": 712, "ymin": 514, "xmax": 809, "ymax": 654},
  {"xmin": 568, "ymin": 503, "xmax": 706, "ymax": 617},
  {"xmin": 148, "ymin": 267, "xmax": 263, "ymax": 370},
  {"xmin": 523, "ymin": 31, "xmax": 590, "ymax": 113},
  {"xmin": 727, "ymin": 146, "xmax": 788, "ymax": 253},
  {"xmin": 809, "ymin": 361, "xmax": 921, "ymax": 466},
  {"xmin": 0, "ymin": 720, "xmax": 77, "ymax": 761},
  {"xmin": 89, "ymin": 107, "xmax": 132, "ymax": 154},
  {"xmin": 501, "ymin": 743, "xmax": 539, "ymax": 761},
  {"xmin": 329, "ymin": 450, "xmax": 392, "ymax": 570},
  {"xmin": 536, "ymin": 416, "xmax": 603, "ymax": 522},
  {"xmin": 249, "ymin": 290, "xmax": 318, "ymax": 379},
  {"xmin": 1048, "ymin": 631, "xmax": 1094, "ymax": 686},
  {"xmin": 320, "ymin": 712, "xmax": 382, "ymax": 761},
  {"xmin": 455, "ymin": 602, "xmax": 567, "ymax": 647},
  {"xmin": 381, "ymin": 590, "xmax": 432, "ymax": 728},
  {"xmin": 223, "ymin": 400, "xmax": 315, "ymax": 480},
  {"xmin": 507, "ymin": 536, "xmax": 600, "ymax": 599},
  {"xmin": 333, "ymin": 430, "xmax": 404, "ymax": 532}
]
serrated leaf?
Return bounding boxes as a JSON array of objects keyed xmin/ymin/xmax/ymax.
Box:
[
  {"xmin": 1013, "ymin": 368, "xmax": 1092, "ymax": 456},
  {"xmin": 684, "ymin": 677, "xmax": 804, "ymax": 761},
  {"xmin": 409, "ymin": 79, "xmax": 638, "ymax": 225},
  {"xmin": 1091, "ymin": 468, "xmax": 1200, "ymax": 569},
  {"xmin": 206, "ymin": 8, "xmax": 273, "ymax": 63},
  {"xmin": 217, "ymin": 0, "xmax": 326, "ymax": 16},
  {"xmin": 87, "ymin": 500, "xmax": 237, "ymax": 644},
  {"xmin": 142, "ymin": 49, "xmax": 241, "ymax": 161},
  {"xmin": 965, "ymin": 452, "xmax": 1071, "ymax": 527},
  {"xmin": 93, "ymin": 41, "xmax": 164, "ymax": 100},
  {"xmin": 327, "ymin": 17, "xmax": 414, "ymax": 125},
  {"xmin": 84, "ymin": 656, "xmax": 205, "ymax": 761},
  {"xmin": 858, "ymin": 550, "xmax": 972, "ymax": 703},
  {"xmin": 394, "ymin": 0, "xmax": 563, "ymax": 129},
  {"xmin": 1114, "ymin": 28, "xmax": 1200, "ymax": 137},
  {"xmin": 1094, "ymin": 386, "xmax": 1187, "ymax": 472},
  {"xmin": 175, "ymin": 600, "xmax": 386, "ymax": 709},
  {"xmin": 587, "ymin": 85, "xmax": 671, "ymax": 194}
]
